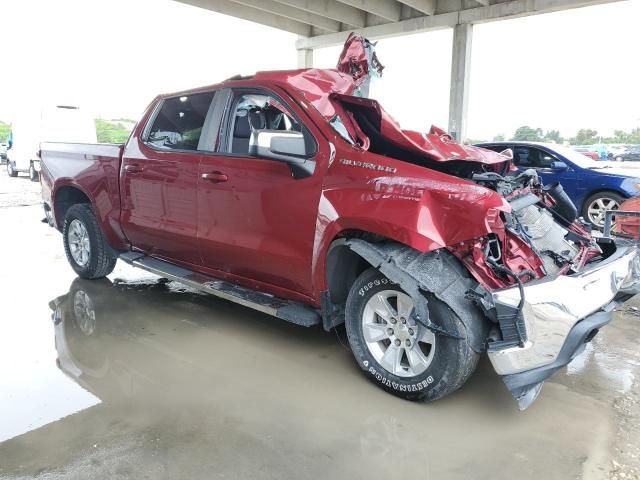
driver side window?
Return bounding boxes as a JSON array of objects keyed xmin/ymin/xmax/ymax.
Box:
[{"xmin": 227, "ymin": 92, "xmax": 304, "ymax": 156}]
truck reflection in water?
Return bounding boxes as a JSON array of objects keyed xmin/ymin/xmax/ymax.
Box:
[
  {"xmin": 52, "ymin": 277, "xmax": 196, "ymax": 403},
  {"xmin": 50, "ymin": 275, "xmax": 341, "ymax": 407},
  {"xmin": 48, "ymin": 276, "xmax": 436, "ymax": 477},
  {"xmin": 45, "ymin": 276, "xmax": 629, "ymax": 480}
]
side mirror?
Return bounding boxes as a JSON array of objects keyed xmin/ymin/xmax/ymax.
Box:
[
  {"xmin": 551, "ymin": 161, "xmax": 568, "ymax": 171},
  {"xmin": 249, "ymin": 129, "xmax": 314, "ymax": 176}
]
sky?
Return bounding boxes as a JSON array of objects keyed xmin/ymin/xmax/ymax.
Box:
[{"xmin": 1, "ymin": 0, "xmax": 639, "ymax": 141}]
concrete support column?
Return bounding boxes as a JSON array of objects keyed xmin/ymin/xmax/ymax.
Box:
[
  {"xmin": 297, "ymin": 47, "xmax": 314, "ymax": 68},
  {"xmin": 448, "ymin": 23, "xmax": 473, "ymax": 143}
]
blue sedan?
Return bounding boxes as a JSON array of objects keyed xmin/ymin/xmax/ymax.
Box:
[{"xmin": 476, "ymin": 141, "xmax": 640, "ymax": 227}]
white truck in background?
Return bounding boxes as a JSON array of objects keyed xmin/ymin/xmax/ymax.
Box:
[{"xmin": 6, "ymin": 105, "xmax": 97, "ymax": 181}]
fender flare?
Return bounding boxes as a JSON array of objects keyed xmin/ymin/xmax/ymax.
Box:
[
  {"xmin": 51, "ymin": 180, "xmax": 95, "ymax": 227},
  {"xmin": 344, "ymin": 239, "xmax": 490, "ymax": 353}
]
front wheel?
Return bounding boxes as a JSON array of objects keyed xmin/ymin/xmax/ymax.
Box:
[
  {"xmin": 6, "ymin": 161, "xmax": 17, "ymax": 177},
  {"xmin": 345, "ymin": 268, "xmax": 478, "ymax": 402},
  {"xmin": 63, "ymin": 204, "xmax": 117, "ymax": 279},
  {"xmin": 582, "ymin": 191, "xmax": 623, "ymax": 228}
]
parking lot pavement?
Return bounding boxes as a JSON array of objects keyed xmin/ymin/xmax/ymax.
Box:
[
  {"xmin": 0, "ymin": 170, "xmax": 639, "ymax": 480},
  {"xmin": 0, "ymin": 168, "xmax": 42, "ymax": 208}
]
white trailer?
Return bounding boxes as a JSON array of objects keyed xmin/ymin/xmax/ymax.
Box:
[{"xmin": 6, "ymin": 105, "xmax": 97, "ymax": 181}]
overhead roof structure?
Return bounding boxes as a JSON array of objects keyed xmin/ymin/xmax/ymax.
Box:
[{"xmin": 176, "ymin": 0, "xmax": 625, "ymax": 141}]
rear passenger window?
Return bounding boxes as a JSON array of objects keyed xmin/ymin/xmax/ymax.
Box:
[{"xmin": 147, "ymin": 92, "xmax": 214, "ymax": 151}]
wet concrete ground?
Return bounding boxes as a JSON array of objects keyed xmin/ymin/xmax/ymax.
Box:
[{"xmin": 0, "ymin": 169, "xmax": 639, "ymax": 479}]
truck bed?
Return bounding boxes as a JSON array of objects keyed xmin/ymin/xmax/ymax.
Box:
[{"xmin": 40, "ymin": 142, "xmax": 127, "ymax": 250}]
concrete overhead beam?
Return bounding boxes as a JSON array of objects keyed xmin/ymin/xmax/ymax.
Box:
[
  {"xmin": 397, "ymin": 0, "xmax": 436, "ymax": 15},
  {"xmin": 458, "ymin": 0, "xmax": 621, "ymax": 24},
  {"xmin": 296, "ymin": 11, "xmax": 458, "ymax": 48},
  {"xmin": 336, "ymin": 0, "xmax": 403, "ymax": 21},
  {"xmin": 228, "ymin": 0, "xmax": 341, "ymax": 31},
  {"xmin": 274, "ymin": 0, "xmax": 368, "ymax": 28},
  {"xmin": 297, "ymin": 0, "xmax": 624, "ymax": 48},
  {"xmin": 179, "ymin": 0, "xmax": 312, "ymax": 36}
]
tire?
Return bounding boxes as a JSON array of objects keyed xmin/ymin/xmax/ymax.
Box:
[
  {"xmin": 345, "ymin": 267, "xmax": 479, "ymax": 402},
  {"xmin": 63, "ymin": 204, "xmax": 117, "ymax": 279},
  {"xmin": 581, "ymin": 191, "xmax": 624, "ymax": 228},
  {"xmin": 29, "ymin": 163, "xmax": 39, "ymax": 182},
  {"xmin": 6, "ymin": 161, "xmax": 17, "ymax": 177}
]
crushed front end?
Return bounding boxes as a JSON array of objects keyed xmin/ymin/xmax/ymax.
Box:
[
  {"xmin": 269, "ymin": 32, "xmax": 640, "ymax": 408},
  {"xmin": 451, "ymin": 167, "xmax": 640, "ymax": 409}
]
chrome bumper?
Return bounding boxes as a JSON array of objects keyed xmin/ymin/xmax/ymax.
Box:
[{"xmin": 488, "ymin": 245, "xmax": 640, "ymax": 375}]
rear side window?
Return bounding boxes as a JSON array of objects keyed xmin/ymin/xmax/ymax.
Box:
[{"xmin": 147, "ymin": 92, "xmax": 215, "ymax": 151}]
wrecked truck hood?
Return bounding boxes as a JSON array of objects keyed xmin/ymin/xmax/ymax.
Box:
[
  {"xmin": 328, "ymin": 93, "xmax": 508, "ymax": 165},
  {"xmin": 253, "ymin": 33, "xmax": 508, "ymax": 167}
]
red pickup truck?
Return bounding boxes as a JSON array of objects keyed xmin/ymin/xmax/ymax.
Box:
[{"xmin": 40, "ymin": 34, "xmax": 640, "ymax": 409}]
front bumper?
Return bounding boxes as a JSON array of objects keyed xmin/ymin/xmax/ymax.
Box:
[{"xmin": 487, "ymin": 243, "xmax": 640, "ymax": 407}]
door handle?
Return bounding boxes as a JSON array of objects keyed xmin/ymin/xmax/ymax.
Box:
[
  {"xmin": 124, "ymin": 164, "xmax": 144, "ymax": 173},
  {"xmin": 201, "ymin": 171, "xmax": 228, "ymax": 183}
]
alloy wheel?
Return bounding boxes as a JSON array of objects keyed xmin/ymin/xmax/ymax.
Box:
[
  {"xmin": 68, "ymin": 219, "xmax": 91, "ymax": 267},
  {"xmin": 362, "ymin": 290, "xmax": 436, "ymax": 378},
  {"xmin": 587, "ymin": 197, "xmax": 619, "ymax": 227}
]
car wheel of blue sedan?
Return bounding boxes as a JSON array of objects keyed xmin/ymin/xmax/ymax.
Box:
[{"xmin": 583, "ymin": 192, "xmax": 623, "ymax": 228}]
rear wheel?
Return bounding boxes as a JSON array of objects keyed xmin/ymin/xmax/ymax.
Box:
[
  {"xmin": 345, "ymin": 268, "xmax": 478, "ymax": 402},
  {"xmin": 582, "ymin": 191, "xmax": 623, "ymax": 228},
  {"xmin": 29, "ymin": 163, "xmax": 39, "ymax": 182},
  {"xmin": 63, "ymin": 204, "xmax": 117, "ymax": 279},
  {"xmin": 6, "ymin": 161, "xmax": 17, "ymax": 177}
]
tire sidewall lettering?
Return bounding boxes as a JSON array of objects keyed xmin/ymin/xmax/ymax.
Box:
[
  {"xmin": 358, "ymin": 277, "xmax": 392, "ymax": 297},
  {"xmin": 366, "ymin": 362, "xmax": 434, "ymax": 392}
]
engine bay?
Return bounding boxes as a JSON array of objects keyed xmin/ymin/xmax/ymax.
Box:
[{"xmin": 451, "ymin": 168, "xmax": 606, "ymax": 291}]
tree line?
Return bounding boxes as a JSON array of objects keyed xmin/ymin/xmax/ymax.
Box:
[
  {"xmin": 0, "ymin": 119, "xmax": 134, "ymax": 144},
  {"xmin": 3, "ymin": 119, "xmax": 639, "ymax": 147},
  {"xmin": 480, "ymin": 126, "xmax": 640, "ymax": 145}
]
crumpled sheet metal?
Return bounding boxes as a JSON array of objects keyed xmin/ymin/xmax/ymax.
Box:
[
  {"xmin": 251, "ymin": 35, "xmax": 510, "ymax": 167},
  {"xmin": 336, "ymin": 32, "xmax": 384, "ymax": 97}
]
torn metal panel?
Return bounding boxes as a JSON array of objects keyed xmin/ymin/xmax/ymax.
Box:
[
  {"xmin": 250, "ymin": 38, "xmax": 511, "ymax": 167},
  {"xmin": 336, "ymin": 32, "xmax": 384, "ymax": 98}
]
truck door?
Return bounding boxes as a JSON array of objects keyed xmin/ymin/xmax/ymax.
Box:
[
  {"xmin": 120, "ymin": 91, "xmax": 216, "ymax": 266},
  {"xmin": 196, "ymin": 88, "xmax": 324, "ymax": 299}
]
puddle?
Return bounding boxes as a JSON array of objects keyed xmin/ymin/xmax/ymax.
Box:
[
  {"xmin": 0, "ymin": 205, "xmax": 634, "ymax": 480},
  {"xmin": 567, "ymin": 333, "xmax": 636, "ymax": 395}
]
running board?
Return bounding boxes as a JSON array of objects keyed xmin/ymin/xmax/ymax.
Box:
[{"xmin": 119, "ymin": 252, "xmax": 321, "ymax": 327}]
